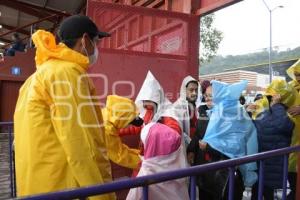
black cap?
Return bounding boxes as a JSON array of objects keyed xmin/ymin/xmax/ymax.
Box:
[{"xmin": 58, "ymin": 15, "xmax": 110, "ymax": 41}]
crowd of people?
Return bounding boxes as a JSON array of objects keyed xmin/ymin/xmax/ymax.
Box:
[{"xmin": 13, "ymin": 15, "xmax": 300, "ymax": 200}]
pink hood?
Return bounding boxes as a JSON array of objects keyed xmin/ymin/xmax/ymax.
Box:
[{"xmin": 142, "ymin": 123, "xmax": 181, "ymax": 159}]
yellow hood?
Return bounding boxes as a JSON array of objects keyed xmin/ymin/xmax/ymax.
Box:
[
  {"xmin": 252, "ymin": 96, "xmax": 269, "ymax": 119},
  {"xmin": 286, "ymin": 59, "xmax": 300, "ymax": 91},
  {"xmin": 102, "ymin": 95, "xmax": 141, "ymax": 169},
  {"xmin": 32, "ymin": 30, "xmax": 89, "ymax": 69},
  {"xmin": 265, "ymin": 79, "xmax": 300, "ymax": 108},
  {"xmin": 287, "ymin": 59, "xmax": 300, "ymax": 80},
  {"xmin": 102, "ymin": 95, "xmax": 139, "ymax": 129}
]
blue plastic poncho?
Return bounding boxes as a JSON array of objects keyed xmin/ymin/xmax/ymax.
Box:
[{"xmin": 202, "ymin": 80, "xmax": 258, "ymax": 187}]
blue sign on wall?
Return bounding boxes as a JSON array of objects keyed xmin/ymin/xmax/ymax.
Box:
[{"xmin": 11, "ymin": 66, "xmax": 21, "ymax": 76}]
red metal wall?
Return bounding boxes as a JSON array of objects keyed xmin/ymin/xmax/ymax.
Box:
[
  {"xmin": 98, "ymin": 0, "xmax": 192, "ymax": 13},
  {"xmin": 96, "ymin": 0, "xmax": 243, "ymax": 15},
  {"xmin": 0, "ymin": 49, "xmax": 36, "ymax": 122},
  {"xmin": 0, "ymin": 78, "xmax": 23, "ymax": 122},
  {"xmin": 87, "ymin": 1, "xmax": 199, "ymax": 102},
  {"xmin": 89, "ymin": 49, "xmax": 196, "ymax": 101},
  {"xmin": 197, "ymin": 0, "xmax": 242, "ymax": 15},
  {"xmin": 87, "ymin": 3, "xmax": 199, "ymax": 199}
]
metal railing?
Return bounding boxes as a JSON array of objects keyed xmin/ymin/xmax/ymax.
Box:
[
  {"xmin": 0, "ymin": 121, "xmax": 15, "ymax": 198},
  {"xmin": 14, "ymin": 145, "xmax": 300, "ymax": 200}
]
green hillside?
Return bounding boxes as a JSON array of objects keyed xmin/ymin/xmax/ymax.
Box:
[{"xmin": 200, "ymin": 46, "xmax": 300, "ymax": 75}]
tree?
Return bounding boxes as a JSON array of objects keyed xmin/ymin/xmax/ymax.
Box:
[{"xmin": 200, "ymin": 14, "xmax": 223, "ymax": 64}]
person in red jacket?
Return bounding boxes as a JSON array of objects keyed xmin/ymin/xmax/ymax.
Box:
[{"xmin": 118, "ymin": 71, "xmax": 171, "ymax": 176}]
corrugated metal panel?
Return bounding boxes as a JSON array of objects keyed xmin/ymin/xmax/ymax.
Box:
[
  {"xmin": 0, "ymin": 80, "xmax": 23, "ymax": 122},
  {"xmin": 96, "ymin": 0, "xmax": 242, "ymax": 14},
  {"xmin": 0, "ymin": 49, "xmax": 36, "ymax": 122},
  {"xmin": 0, "ymin": 49, "xmax": 36, "ymax": 79},
  {"xmin": 197, "ymin": 0, "xmax": 242, "ymax": 15},
  {"xmin": 90, "ymin": 4, "xmax": 189, "ymax": 56},
  {"xmin": 87, "ymin": 1, "xmax": 199, "ymax": 101}
]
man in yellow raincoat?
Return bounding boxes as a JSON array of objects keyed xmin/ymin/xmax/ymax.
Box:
[
  {"xmin": 286, "ymin": 59, "xmax": 300, "ymax": 200},
  {"xmin": 14, "ymin": 15, "xmax": 120, "ymax": 199},
  {"xmin": 265, "ymin": 79, "xmax": 300, "ymax": 200}
]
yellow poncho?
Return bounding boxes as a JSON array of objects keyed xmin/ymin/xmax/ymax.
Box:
[
  {"xmin": 287, "ymin": 59, "xmax": 300, "ymax": 92},
  {"xmin": 265, "ymin": 79, "xmax": 300, "ymax": 172},
  {"xmin": 102, "ymin": 95, "xmax": 141, "ymax": 169},
  {"xmin": 14, "ymin": 30, "xmax": 114, "ymax": 199}
]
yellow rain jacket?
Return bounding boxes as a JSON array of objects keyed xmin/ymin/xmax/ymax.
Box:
[
  {"xmin": 265, "ymin": 79, "xmax": 300, "ymax": 172},
  {"xmin": 102, "ymin": 95, "xmax": 141, "ymax": 169},
  {"xmin": 286, "ymin": 59, "xmax": 300, "ymax": 91},
  {"xmin": 14, "ymin": 30, "xmax": 114, "ymax": 199}
]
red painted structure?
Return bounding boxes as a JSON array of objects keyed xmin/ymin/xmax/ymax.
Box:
[
  {"xmin": 0, "ymin": 0, "xmax": 242, "ymax": 122},
  {"xmin": 86, "ymin": 3, "xmax": 200, "ymax": 198},
  {"xmin": 97, "ymin": 0, "xmax": 242, "ymax": 15},
  {"xmin": 87, "ymin": 2, "xmax": 199, "ymax": 101},
  {"xmin": 0, "ymin": 49, "xmax": 35, "ymax": 122}
]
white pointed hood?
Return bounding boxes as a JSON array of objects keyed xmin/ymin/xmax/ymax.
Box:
[{"xmin": 135, "ymin": 71, "xmax": 171, "ymax": 122}]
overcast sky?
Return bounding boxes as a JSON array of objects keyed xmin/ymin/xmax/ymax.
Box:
[{"xmin": 213, "ymin": 0, "xmax": 300, "ymax": 56}]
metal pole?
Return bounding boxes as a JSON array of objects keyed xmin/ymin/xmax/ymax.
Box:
[
  {"xmin": 258, "ymin": 160, "xmax": 264, "ymax": 200},
  {"xmin": 228, "ymin": 167, "xmax": 235, "ymax": 200},
  {"xmin": 282, "ymin": 155, "xmax": 288, "ymax": 200},
  {"xmin": 269, "ymin": 10, "xmax": 273, "ymax": 83},
  {"xmin": 142, "ymin": 186, "xmax": 148, "ymax": 200},
  {"xmin": 190, "ymin": 176, "xmax": 197, "ymax": 200},
  {"xmin": 261, "ymin": 0, "xmax": 272, "ymax": 83},
  {"xmin": 8, "ymin": 125, "xmax": 14, "ymax": 198},
  {"xmin": 29, "ymin": 25, "xmax": 33, "ymax": 48},
  {"xmin": 12, "ymin": 124, "xmax": 16, "ymax": 197},
  {"xmin": 261, "ymin": 0, "xmax": 283, "ymax": 83}
]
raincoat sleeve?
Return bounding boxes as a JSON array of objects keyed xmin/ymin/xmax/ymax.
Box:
[
  {"xmin": 102, "ymin": 95, "xmax": 141, "ymax": 169},
  {"xmin": 104, "ymin": 123, "xmax": 141, "ymax": 169},
  {"xmin": 119, "ymin": 125, "xmax": 142, "ymax": 136},
  {"xmin": 49, "ymin": 70, "xmax": 107, "ymax": 189}
]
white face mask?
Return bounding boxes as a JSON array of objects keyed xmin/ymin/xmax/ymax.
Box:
[
  {"xmin": 81, "ymin": 37, "xmax": 99, "ymax": 65},
  {"xmin": 89, "ymin": 45, "xmax": 99, "ymax": 65}
]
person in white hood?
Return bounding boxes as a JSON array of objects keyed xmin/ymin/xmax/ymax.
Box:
[
  {"xmin": 119, "ymin": 71, "xmax": 171, "ymax": 136},
  {"xmin": 118, "ymin": 71, "xmax": 171, "ymax": 176},
  {"xmin": 172, "ymin": 76, "xmax": 200, "ymax": 146},
  {"xmin": 135, "ymin": 71, "xmax": 171, "ymax": 123}
]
